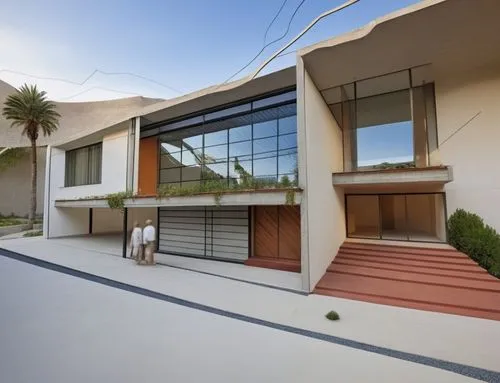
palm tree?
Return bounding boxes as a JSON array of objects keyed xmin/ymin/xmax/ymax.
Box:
[{"xmin": 2, "ymin": 84, "xmax": 60, "ymax": 229}]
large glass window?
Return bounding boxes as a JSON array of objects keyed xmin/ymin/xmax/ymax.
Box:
[
  {"xmin": 65, "ymin": 143, "xmax": 102, "ymax": 187},
  {"xmin": 158, "ymin": 96, "xmax": 297, "ymax": 188},
  {"xmin": 324, "ymin": 68, "xmax": 438, "ymax": 171}
]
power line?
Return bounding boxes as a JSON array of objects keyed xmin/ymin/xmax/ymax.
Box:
[
  {"xmin": 57, "ymin": 86, "xmax": 143, "ymax": 101},
  {"xmin": 82, "ymin": 69, "xmax": 183, "ymax": 94},
  {"xmin": 221, "ymin": 0, "xmax": 307, "ymax": 86},
  {"xmin": 263, "ymin": 0, "xmax": 288, "ymax": 45},
  {"xmin": 250, "ymin": 0, "xmax": 360, "ymax": 80},
  {"xmin": 0, "ymin": 67, "xmax": 182, "ymax": 100}
]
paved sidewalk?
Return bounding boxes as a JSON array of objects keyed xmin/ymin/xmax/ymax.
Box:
[{"xmin": 1, "ymin": 237, "xmax": 499, "ymax": 374}]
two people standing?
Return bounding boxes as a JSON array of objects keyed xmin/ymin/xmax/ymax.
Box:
[{"xmin": 130, "ymin": 219, "xmax": 156, "ymax": 265}]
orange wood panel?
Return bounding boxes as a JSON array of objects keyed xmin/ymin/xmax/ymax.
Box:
[
  {"xmin": 278, "ymin": 206, "xmax": 301, "ymax": 260},
  {"xmin": 253, "ymin": 206, "xmax": 278, "ymax": 258},
  {"xmin": 138, "ymin": 137, "xmax": 158, "ymax": 196}
]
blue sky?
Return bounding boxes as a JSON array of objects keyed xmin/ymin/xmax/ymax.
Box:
[{"xmin": 0, "ymin": 0, "xmax": 420, "ymax": 101}]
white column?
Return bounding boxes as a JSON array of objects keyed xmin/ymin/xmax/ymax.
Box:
[
  {"xmin": 133, "ymin": 116, "xmax": 141, "ymax": 194},
  {"xmin": 43, "ymin": 145, "xmax": 52, "ymax": 239},
  {"xmin": 296, "ymin": 56, "xmax": 311, "ymax": 292}
]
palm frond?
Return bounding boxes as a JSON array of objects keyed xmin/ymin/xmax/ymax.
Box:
[{"xmin": 2, "ymin": 83, "xmax": 61, "ymax": 141}]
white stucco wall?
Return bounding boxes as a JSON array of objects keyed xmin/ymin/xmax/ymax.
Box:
[
  {"xmin": 45, "ymin": 129, "xmax": 129, "ymax": 238},
  {"xmin": 436, "ymin": 66, "xmax": 500, "ymax": 232},
  {"xmin": 92, "ymin": 208, "xmax": 123, "ymax": 234},
  {"xmin": 0, "ymin": 148, "xmax": 46, "ymax": 217},
  {"xmin": 298, "ymin": 60, "xmax": 345, "ymax": 291}
]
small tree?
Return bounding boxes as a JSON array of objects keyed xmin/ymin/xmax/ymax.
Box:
[{"xmin": 2, "ymin": 84, "xmax": 60, "ymax": 229}]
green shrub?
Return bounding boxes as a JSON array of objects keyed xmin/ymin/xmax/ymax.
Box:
[
  {"xmin": 448, "ymin": 209, "xmax": 500, "ymax": 278},
  {"xmin": 325, "ymin": 310, "xmax": 340, "ymax": 321}
]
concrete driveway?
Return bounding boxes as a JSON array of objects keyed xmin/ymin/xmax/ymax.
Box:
[
  {"xmin": 0, "ymin": 237, "xmax": 499, "ymax": 382},
  {"xmin": 0, "ymin": 255, "xmax": 487, "ymax": 383}
]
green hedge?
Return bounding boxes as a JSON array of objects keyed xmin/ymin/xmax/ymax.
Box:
[{"xmin": 448, "ymin": 209, "xmax": 500, "ymax": 278}]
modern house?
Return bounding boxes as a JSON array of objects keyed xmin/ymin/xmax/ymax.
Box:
[{"xmin": 23, "ymin": 0, "xmax": 500, "ymax": 319}]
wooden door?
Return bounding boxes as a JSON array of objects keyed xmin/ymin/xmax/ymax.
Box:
[
  {"xmin": 253, "ymin": 206, "xmax": 278, "ymax": 258},
  {"xmin": 278, "ymin": 206, "xmax": 301, "ymax": 260},
  {"xmin": 253, "ymin": 206, "xmax": 300, "ymax": 260}
]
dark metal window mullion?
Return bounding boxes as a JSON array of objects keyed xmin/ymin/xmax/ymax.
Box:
[
  {"xmin": 276, "ymin": 115, "xmax": 280, "ymax": 181},
  {"xmin": 204, "ymin": 207, "xmax": 207, "ymax": 257},
  {"xmin": 227, "ymin": 129, "xmax": 230, "ymax": 186},
  {"xmin": 353, "ymin": 81, "xmax": 358, "ymax": 171},
  {"xmin": 408, "ymin": 68, "xmax": 417, "ymax": 167}
]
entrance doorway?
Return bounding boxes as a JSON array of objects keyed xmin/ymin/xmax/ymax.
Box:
[{"xmin": 346, "ymin": 193, "xmax": 446, "ymax": 242}]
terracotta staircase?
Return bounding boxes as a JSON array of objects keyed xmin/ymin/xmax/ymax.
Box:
[{"xmin": 314, "ymin": 241, "xmax": 500, "ymax": 321}]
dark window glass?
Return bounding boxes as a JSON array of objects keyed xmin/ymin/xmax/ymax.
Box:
[
  {"xmin": 160, "ymin": 141, "xmax": 182, "ymax": 154},
  {"xmin": 205, "ymin": 129, "xmax": 228, "ymax": 146},
  {"xmin": 278, "ymin": 153, "xmax": 297, "ymax": 174},
  {"xmin": 65, "ymin": 143, "xmax": 102, "ymax": 187},
  {"xmin": 160, "ymin": 168, "xmax": 181, "ymax": 183},
  {"xmin": 182, "ymin": 166, "xmax": 203, "ymax": 181},
  {"xmin": 253, "ymin": 137, "xmax": 277, "ymax": 156},
  {"xmin": 181, "ymin": 145, "xmax": 203, "ymax": 166},
  {"xmin": 279, "ymin": 173, "xmax": 297, "ymax": 186},
  {"xmin": 278, "ymin": 133, "xmax": 297, "ymax": 150},
  {"xmin": 157, "ymin": 92, "xmax": 298, "ymax": 187},
  {"xmin": 160, "ymin": 153, "xmax": 181, "ymax": 168},
  {"xmin": 229, "ymin": 141, "xmax": 252, "ymax": 160},
  {"xmin": 253, "ymin": 156, "xmax": 277, "ymax": 177},
  {"xmin": 278, "ymin": 115, "xmax": 297, "ymax": 135},
  {"xmin": 204, "ymin": 144, "xmax": 227, "ymax": 163},
  {"xmin": 229, "ymin": 159, "xmax": 252, "ymax": 178},
  {"xmin": 229, "ymin": 125, "xmax": 251, "ymax": 142},
  {"xmin": 253, "ymin": 119, "xmax": 277, "ymax": 139},
  {"xmin": 204, "ymin": 162, "xmax": 228, "ymax": 180}
]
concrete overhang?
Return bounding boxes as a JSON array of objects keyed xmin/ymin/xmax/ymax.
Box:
[
  {"xmin": 54, "ymin": 189, "xmax": 302, "ymax": 208},
  {"xmin": 140, "ymin": 66, "xmax": 296, "ymax": 126},
  {"xmin": 332, "ymin": 166, "xmax": 453, "ymax": 188},
  {"xmin": 299, "ymin": 0, "xmax": 500, "ymax": 91}
]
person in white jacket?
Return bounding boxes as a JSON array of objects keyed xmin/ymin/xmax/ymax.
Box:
[
  {"xmin": 130, "ymin": 222, "xmax": 143, "ymax": 263},
  {"xmin": 143, "ymin": 219, "xmax": 156, "ymax": 265}
]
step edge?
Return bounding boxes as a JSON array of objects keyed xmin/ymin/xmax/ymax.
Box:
[
  {"xmin": 342, "ymin": 242, "xmax": 457, "ymax": 253},
  {"xmin": 338, "ymin": 250, "xmax": 476, "ymax": 265},
  {"xmin": 322, "ymin": 270, "xmax": 500, "ymax": 292},
  {"xmin": 330, "ymin": 261, "xmax": 495, "ymax": 281},
  {"xmin": 313, "ymin": 287, "xmax": 500, "ymax": 314},
  {"xmin": 335, "ymin": 255, "xmax": 484, "ymax": 270}
]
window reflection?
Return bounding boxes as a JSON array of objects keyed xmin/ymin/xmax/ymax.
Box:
[{"xmin": 158, "ymin": 97, "xmax": 297, "ymax": 187}]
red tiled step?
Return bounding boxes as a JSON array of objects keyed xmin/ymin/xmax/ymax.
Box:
[
  {"xmin": 314, "ymin": 287, "xmax": 500, "ymax": 321},
  {"xmin": 341, "ymin": 242, "xmax": 461, "ymax": 257},
  {"xmin": 327, "ymin": 263, "xmax": 500, "ymax": 292},
  {"xmin": 338, "ymin": 248, "xmax": 477, "ymax": 265},
  {"xmin": 331, "ymin": 259, "xmax": 492, "ymax": 281},
  {"xmin": 334, "ymin": 253, "xmax": 482, "ymax": 272},
  {"xmin": 245, "ymin": 257, "xmax": 301, "ymax": 273},
  {"xmin": 315, "ymin": 272, "xmax": 500, "ymax": 313}
]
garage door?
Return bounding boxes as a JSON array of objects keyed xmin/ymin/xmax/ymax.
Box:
[{"xmin": 158, "ymin": 206, "xmax": 249, "ymax": 261}]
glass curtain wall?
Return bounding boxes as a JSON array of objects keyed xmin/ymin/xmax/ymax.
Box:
[
  {"xmin": 326, "ymin": 68, "xmax": 438, "ymax": 172},
  {"xmin": 158, "ymin": 99, "xmax": 297, "ymax": 188}
]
